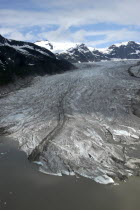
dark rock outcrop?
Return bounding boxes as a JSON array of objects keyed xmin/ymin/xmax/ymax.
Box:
[{"xmin": 108, "ymin": 41, "xmax": 140, "ymax": 59}]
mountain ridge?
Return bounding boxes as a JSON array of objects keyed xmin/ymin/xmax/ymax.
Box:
[
  {"xmin": 0, "ymin": 35, "xmax": 75, "ymax": 85},
  {"xmin": 35, "ymin": 40, "xmax": 140, "ymax": 63}
]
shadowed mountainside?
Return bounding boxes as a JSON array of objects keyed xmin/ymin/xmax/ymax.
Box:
[{"xmin": 0, "ymin": 35, "xmax": 75, "ymax": 85}]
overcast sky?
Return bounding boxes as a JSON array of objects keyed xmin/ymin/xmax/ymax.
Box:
[{"xmin": 0, "ymin": 0, "xmax": 140, "ymax": 48}]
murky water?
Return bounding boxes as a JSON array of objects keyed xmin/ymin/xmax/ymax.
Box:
[{"xmin": 0, "ymin": 137, "xmax": 140, "ymax": 210}]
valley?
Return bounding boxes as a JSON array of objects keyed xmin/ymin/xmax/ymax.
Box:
[{"xmin": 1, "ymin": 60, "xmax": 140, "ymax": 184}]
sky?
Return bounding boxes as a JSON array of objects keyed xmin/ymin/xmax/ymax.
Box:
[{"xmin": 0, "ymin": 0, "xmax": 140, "ymax": 48}]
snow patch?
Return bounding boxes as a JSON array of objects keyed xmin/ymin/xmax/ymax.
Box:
[
  {"xmin": 94, "ymin": 175, "xmax": 114, "ymax": 184},
  {"xmin": 113, "ymin": 42, "xmax": 129, "ymax": 47},
  {"xmin": 113, "ymin": 129, "xmax": 139, "ymax": 139},
  {"xmin": 130, "ymin": 50, "xmax": 140, "ymax": 55},
  {"xmin": 39, "ymin": 168, "xmax": 62, "ymax": 176},
  {"xmin": 35, "ymin": 41, "xmax": 79, "ymax": 53},
  {"xmin": 33, "ymin": 161, "xmax": 44, "ymax": 166}
]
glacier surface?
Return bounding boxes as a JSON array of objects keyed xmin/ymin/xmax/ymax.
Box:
[{"xmin": 1, "ymin": 60, "xmax": 140, "ymax": 184}]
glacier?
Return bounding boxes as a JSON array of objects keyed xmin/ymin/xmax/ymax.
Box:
[{"xmin": 1, "ymin": 60, "xmax": 140, "ymax": 184}]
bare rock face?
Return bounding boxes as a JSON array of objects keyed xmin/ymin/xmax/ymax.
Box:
[
  {"xmin": 108, "ymin": 41, "xmax": 140, "ymax": 59},
  {"xmin": 1, "ymin": 60, "xmax": 140, "ymax": 184}
]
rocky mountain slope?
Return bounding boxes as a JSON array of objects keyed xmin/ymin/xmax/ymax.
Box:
[
  {"xmin": 1, "ymin": 60, "xmax": 140, "ymax": 184},
  {"xmin": 0, "ymin": 35, "xmax": 75, "ymax": 85},
  {"xmin": 57, "ymin": 41, "xmax": 140, "ymax": 63},
  {"xmin": 57, "ymin": 44, "xmax": 108, "ymax": 63},
  {"xmin": 106, "ymin": 41, "xmax": 140, "ymax": 59},
  {"xmin": 35, "ymin": 40, "xmax": 140, "ymax": 63}
]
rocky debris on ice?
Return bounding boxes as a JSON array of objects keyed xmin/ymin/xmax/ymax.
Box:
[{"xmin": 1, "ymin": 60, "xmax": 140, "ymax": 184}]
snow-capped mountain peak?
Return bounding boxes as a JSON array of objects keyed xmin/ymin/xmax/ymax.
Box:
[
  {"xmin": 67, "ymin": 43, "xmax": 90, "ymax": 53},
  {"xmin": 34, "ymin": 40, "xmax": 53, "ymax": 51},
  {"xmin": 57, "ymin": 41, "xmax": 140, "ymax": 63},
  {"xmin": 111, "ymin": 41, "xmax": 130, "ymax": 47},
  {"xmin": 109, "ymin": 41, "xmax": 140, "ymax": 48},
  {"xmin": 35, "ymin": 39, "xmax": 140, "ymax": 63},
  {"xmin": 35, "ymin": 40, "xmax": 79, "ymax": 53}
]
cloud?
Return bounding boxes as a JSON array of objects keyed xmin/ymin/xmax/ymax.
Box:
[
  {"xmin": 1, "ymin": 25, "xmax": 140, "ymax": 48},
  {"xmin": 0, "ymin": 0, "xmax": 140, "ymax": 47},
  {"xmin": 86, "ymin": 30, "xmax": 140, "ymax": 47},
  {"xmin": 0, "ymin": 27, "xmax": 36, "ymax": 41},
  {"xmin": 8, "ymin": 31, "xmax": 35, "ymax": 41},
  {"xmin": 1, "ymin": 0, "xmax": 140, "ymax": 28},
  {"xmin": 37, "ymin": 27, "xmax": 140, "ymax": 43}
]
